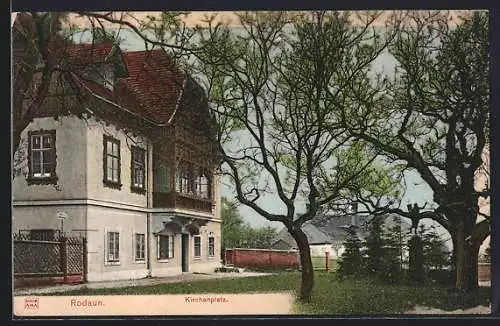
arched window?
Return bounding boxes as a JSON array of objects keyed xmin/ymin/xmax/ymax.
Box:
[
  {"xmin": 195, "ymin": 169, "xmax": 210, "ymax": 199},
  {"xmin": 176, "ymin": 163, "xmax": 191, "ymax": 194}
]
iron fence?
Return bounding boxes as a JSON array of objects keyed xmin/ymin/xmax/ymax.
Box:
[{"xmin": 13, "ymin": 232, "xmax": 87, "ymax": 279}]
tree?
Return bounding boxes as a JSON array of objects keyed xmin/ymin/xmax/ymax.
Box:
[
  {"xmin": 337, "ymin": 226, "xmax": 365, "ymax": 278},
  {"xmin": 245, "ymin": 225, "xmax": 278, "ymax": 249},
  {"xmin": 12, "ymin": 12, "xmax": 70, "ymax": 157},
  {"xmin": 363, "ymin": 216, "xmax": 386, "ymax": 278},
  {"xmin": 191, "ymin": 11, "xmax": 399, "ymax": 301},
  {"xmin": 384, "ymin": 215, "xmax": 407, "ymax": 272},
  {"xmin": 342, "ymin": 11, "xmax": 490, "ymax": 291},
  {"xmin": 221, "ymin": 197, "xmax": 247, "ymax": 250},
  {"xmin": 418, "ymin": 224, "xmax": 452, "ymax": 272},
  {"xmin": 382, "ymin": 216, "xmax": 406, "ymax": 280},
  {"xmin": 12, "ymin": 11, "xmax": 196, "ymax": 159},
  {"xmin": 221, "ymin": 196, "xmax": 278, "ymax": 250}
]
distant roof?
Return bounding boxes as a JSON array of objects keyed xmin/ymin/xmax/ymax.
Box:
[
  {"xmin": 275, "ymin": 222, "xmax": 333, "ymax": 247},
  {"xmin": 274, "ymin": 213, "xmax": 414, "ymax": 249}
]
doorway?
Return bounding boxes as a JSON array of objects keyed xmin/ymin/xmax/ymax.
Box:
[{"xmin": 181, "ymin": 233, "xmax": 189, "ymax": 272}]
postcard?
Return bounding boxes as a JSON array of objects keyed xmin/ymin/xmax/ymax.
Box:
[{"xmin": 11, "ymin": 10, "xmax": 492, "ymax": 317}]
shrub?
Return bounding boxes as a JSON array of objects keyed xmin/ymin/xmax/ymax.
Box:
[{"xmin": 214, "ymin": 266, "xmax": 240, "ymax": 273}]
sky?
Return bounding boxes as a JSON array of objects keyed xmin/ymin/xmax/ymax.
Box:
[{"xmin": 48, "ymin": 11, "xmax": 467, "ymax": 243}]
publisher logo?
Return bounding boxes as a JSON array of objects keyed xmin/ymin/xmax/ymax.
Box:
[{"xmin": 24, "ymin": 297, "xmax": 39, "ymax": 309}]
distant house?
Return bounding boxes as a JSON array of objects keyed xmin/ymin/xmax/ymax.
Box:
[
  {"xmin": 271, "ymin": 222, "xmax": 335, "ymax": 257},
  {"xmin": 272, "ymin": 213, "xmax": 412, "ymax": 259}
]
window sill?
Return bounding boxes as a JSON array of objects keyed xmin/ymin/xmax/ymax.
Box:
[
  {"xmin": 157, "ymin": 259, "xmax": 173, "ymax": 263},
  {"xmin": 134, "ymin": 259, "xmax": 146, "ymax": 264},
  {"xmin": 208, "ymin": 256, "xmax": 215, "ymax": 260},
  {"xmin": 104, "ymin": 261, "xmax": 121, "ymax": 266},
  {"xmin": 103, "ymin": 180, "xmax": 122, "ymax": 190},
  {"xmin": 27, "ymin": 176, "xmax": 58, "ymax": 186},
  {"xmin": 193, "ymin": 257, "xmax": 202, "ymax": 260},
  {"xmin": 131, "ymin": 186, "xmax": 146, "ymax": 195}
]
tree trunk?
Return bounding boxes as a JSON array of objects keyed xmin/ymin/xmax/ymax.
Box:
[
  {"xmin": 453, "ymin": 224, "xmax": 479, "ymax": 291},
  {"xmin": 290, "ymin": 227, "xmax": 314, "ymax": 302}
]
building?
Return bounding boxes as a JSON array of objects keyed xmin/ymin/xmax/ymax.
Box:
[
  {"xmin": 272, "ymin": 213, "xmax": 412, "ymax": 260},
  {"xmin": 12, "ymin": 38, "xmax": 222, "ymax": 282},
  {"xmin": 272, "ymin": 222, "xmax": 336, "ymax": 257}
]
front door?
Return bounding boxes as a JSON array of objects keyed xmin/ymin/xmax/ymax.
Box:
[{"xmin": 181, "ymin": 233, "xmax": 189, "ymax": 272}]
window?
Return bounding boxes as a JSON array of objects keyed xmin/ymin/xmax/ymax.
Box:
[
  {"xmin": 158, "ymin": 234, "xmax": 174, "ymax": 260},
  {"xmin": 106, "ymin": 232, "xmax": 120, "ymax": 262},
  {"xmin": 135, "ymin": 233, "xmax": 145, "ymax": 261},
  {"xmin": 28, "ymin": 130, "xmax": 57, "ymax": 184},
  {"xmin": 208, "ymin": 232, "xmax": 215, "ymax": 257},
  {"xmin": 131, "ymin": 147, "xmax": 146, "ymax": 192},
  {"xmin": 194, "ymin": 235, "xmax": 201, "ymax": 258},
  {"xmin": 176, "ymin": 163, "xmax": 191, "ymax": 194},
  {"xmin": 193, "ymin": 168, "xmax": 210, "ymax": 199},
  {"xmin": 155, "ymin": 163, "xmax": 168, "ymax": 192},
  {"xmin": 30, "ymin": 229, "xmax": 55, "ymax": 241},
  {"xmin": 103, "ymin": 136, "xmax": 121, "ymax": 188}
]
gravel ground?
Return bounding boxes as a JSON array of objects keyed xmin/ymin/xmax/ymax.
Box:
[{"xmin": 405, "ymin": 305, "xmax": 491, "ymax": 314}]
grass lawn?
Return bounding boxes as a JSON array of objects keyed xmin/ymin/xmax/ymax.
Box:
[{"xmin": 43, "ymin": 272, "xmax": 490, "ymax": 315}]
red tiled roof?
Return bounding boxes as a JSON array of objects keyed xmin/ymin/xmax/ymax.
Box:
[
  {"xmin": 120, "ymin": 49, "xmax": 185, "ymax": 123},
  {"xmin": 69, "ymin": 45, "xmax": 187, "ymax": 124},
  {"xmin": 67, "ymin": 43, "xmax": 114, "ymax": 65}
]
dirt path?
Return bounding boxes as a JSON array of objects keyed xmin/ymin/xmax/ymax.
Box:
[{"xmin": 404, "ymin": 305, "xmax": 491, "ymax": 314}]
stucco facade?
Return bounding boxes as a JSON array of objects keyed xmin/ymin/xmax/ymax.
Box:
[{"xmin": 13, "ymin": 115, "xmax": 222, "ymax": 282}]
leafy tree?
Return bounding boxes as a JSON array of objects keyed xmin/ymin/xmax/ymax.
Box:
[
  {"xmin": 337, "ymin": 226, "xmax": 365, "ymax": 278},
  {"xmin": 384, "ymin": 215, "xmax": 407, "ymax": 272},
  {"xmin": 382, "ymin": 216, "xmax": 406, "ymax": 281},
  {"xmin": 363, "ymin": 217, "xmax": 386, "ymax": 278},
  {"xmin": 221, "ymin": 196, "xmax": 278, "ymax": 250},
  {"xmin": 247, "ymin": 225, "xmax": 278, "ymax": 249},
  {"xmin": 342, "ymin": 11, "xmax": 490, "ymax": 291},
  {"xmin": 417, "ymin": 225, "xmax": 451, "ymax": 272},
  {"xmin": 191, "ymin": 11, "xmax": 399, "ymax": 302},
  {"xmin": 12, "ymin": 12, "xmax": 70, "ymax": 157},
  {"xmin": 221, "ymin": 197, "xmax": 246, "ymax": 249}
]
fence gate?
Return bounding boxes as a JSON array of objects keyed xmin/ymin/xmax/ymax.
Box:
[{"xmin": 13, "ymin": 232, "xmax": 87, "ymax": 283}]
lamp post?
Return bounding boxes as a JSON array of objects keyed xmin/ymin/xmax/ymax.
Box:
[{"xmin": 57, "ymin": 211, "xmax": 68, "ymax": 235}]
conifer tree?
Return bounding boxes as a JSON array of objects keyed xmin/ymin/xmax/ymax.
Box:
[{"xmin": 337, "ymin": 226, "xmax": 365, "ymax": 278}]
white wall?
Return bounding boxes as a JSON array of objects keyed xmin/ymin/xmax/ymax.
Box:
[
  {"xmin": 12, "ymin": 205, "xmax": 87, "ymax": 236},
  {"xmin": 85, "ymin": 116, "xmax": 150, "ymax": 207},
  {"xmin": 310, "ymin": 244, "xmax": 335, "ymax": 258},
  {"xmin": 86, "ymin": 205, "xmax": 148, "ymax": 282},
  {"xmin": 13, "ymin": 116, "xmax": 88, "ymax": 201},
  {"xmin": 151, "ymin": 219, "xmax": 222, "ymax": 276},
  {"xmin": 13, "ymin": 114, "xmax": 223, "ymax": 281}
]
